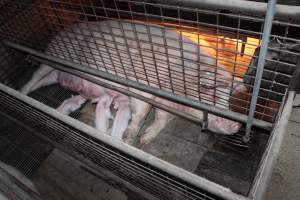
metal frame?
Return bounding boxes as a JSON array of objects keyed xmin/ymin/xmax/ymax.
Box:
[
  {"xmin": 0, "ymin": 0, "xmax": 298, "ymax": 199},
  {"xmin": 145, "ymin": 0, "xmax": 300, "ymax": 20}
]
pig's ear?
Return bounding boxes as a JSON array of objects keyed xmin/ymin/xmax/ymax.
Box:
[{"xmin": 232, "ymin": 83, "xmax": 248, "ymax": 95}]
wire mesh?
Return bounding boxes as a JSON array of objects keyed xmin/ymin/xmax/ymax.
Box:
[{"xmin": 0, "ymin": 0, "xmax": 298, "ymax": 125}]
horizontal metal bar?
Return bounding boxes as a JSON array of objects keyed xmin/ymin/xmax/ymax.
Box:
[
  {"xmin": 248, "ymin": 91, "xmax": 295, "ymax": 200},
  {"xmin": 146, "ymin": 0, "xmax": 300, "ymax": 20},
  {"xmin": 3, "ymin": 40, "xmax": 273, "ymax": 130},
  {"xmin": 31, "ymin": 56, "xmax": 203, "ymax": 125},
  {"xmin": 0, "ymin": 83, "xmax": 251, "ymax": 200}
]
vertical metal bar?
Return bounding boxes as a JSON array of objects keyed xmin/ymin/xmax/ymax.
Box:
[
  {"xmin": 243, "ymin": 0, "xmax": 277, "ymax": 143},
  {"xmin": 202, "ymin": 111, "xmax": 208, "ymax": 130}
]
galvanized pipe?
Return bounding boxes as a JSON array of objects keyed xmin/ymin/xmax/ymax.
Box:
[
  {"xmin": 244, "ymin": 0, "xmax": 277, "ymax": 142},
  {"xmin": 2, "ymin": 40, "xmax": 273, "ymax": 131},
  {"xmin": 149, "ymin": 0, "xmax": 300, "ymax": 20},
  {"xmin": 0, "ymin": 83, "xmax": 251, "ymax": 200},
  {"xmin": 202, "ymin": 111, "xmax": 208, "ymax": 130}
]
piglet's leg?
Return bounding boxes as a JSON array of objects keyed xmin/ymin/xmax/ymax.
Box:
[
  {"xmin": 140, "ymin": 109, "xmax": 174, "ymax": 145},
  {"xmin": 28, "ymin": 70, "xmax": 58, "ymax": 93},
  {"xmin": 124, "ymin": 98, "xmax": 151, "ymax": 144},
  {"xmin": 94, "ymin": 94, "xmax": 113, "ymax": 134},
  {"xmin": 110, "ymin": 95, "xmax": 131, "ymax": 140},
  {"xmin": 20, "ymin": 64, "xmax": 56, "ymax": 95},
  {"xmin": 56, "ymin": 95, "xmax": 87, "ymax": 115},
  {"xmin": 140, "ymin": 97, "xmax": 177, "ymax": 145},
  {"xmin": 207, "ymin": 114, "xmax": 241, "ymax": 135}
]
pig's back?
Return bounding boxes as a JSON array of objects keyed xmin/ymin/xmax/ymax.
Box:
[{"xmin": 45, "ymin": 20, "xmax": 230, "ymax": 104}]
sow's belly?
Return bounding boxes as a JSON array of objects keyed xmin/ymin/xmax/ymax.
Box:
[{"xmin": 58, "ymin": 72, "xmax": 104, "ymax": 99}]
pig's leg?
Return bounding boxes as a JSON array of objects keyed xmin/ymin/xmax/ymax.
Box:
[
  {"xmin": 110, "ymin": 95, "xmax": 131, "ymax": 140},
  {"xmin": 27, "ymin": 70, "xmax": 58, "ymax": 94},
  {"xmin": 140, "ymin": 108, "xmax": 174, "ymax": 145},
  {"xmin": 56, "ymin": 95, "xmax": 87, "ymax": 115},
  {"xmin": 94, "ymin": 94, "xmax": 113, "ymax": 134},
  {"xmin": 20, "ymin": 64, "xmax": 55, "ymax": 95},
  {"xmin": 139, "ymin": 96, "xmax": 178, "ymax": 145},
  {"xmin": 207, "ymin": 114, "xmax": 241, "ymax": 135},
  {"xmin": 124, "ymin": 98, "xmax": 152, "ymax": 144}
]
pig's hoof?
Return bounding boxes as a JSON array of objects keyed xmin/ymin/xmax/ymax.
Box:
[
  {"xmin": 140, "ymin": 132, "xmax": 155, "ymax": 145},
  {"xmin": 20, "ymin": 87, "xmax": 29, "ymax": 95},
  {"xmin": 231, "ymin": 123, "xmax": 241, "ymax": 133},
  {"xmin": 124, "ymin": 137, "xmax": 135, "ymax": 145}
]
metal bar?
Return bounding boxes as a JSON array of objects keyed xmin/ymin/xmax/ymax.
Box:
[
  {"xmin": 248, "ymin": 91, "xmax": 295, "ymax": 200},
  {"xmin": 289, "ymin": 57, "xmax": 300, "ymax": 92},
  {"xmin": 2, "ymin": 40, "xmax": 273, "ymax": 130},
  {"xmin": 143, "ymin": 0, "xmax": 300, "ymax": 20},
  {"xmin": 202, "ymin": 111, "xmax": 208, "ymax": 130},
  {"xmin": 244, "ymin": 0, "xmax": 277, "ymax": 142},
  {"xmin": 0, "ymin": 83, "xmax": 251, "ymax": 200}
]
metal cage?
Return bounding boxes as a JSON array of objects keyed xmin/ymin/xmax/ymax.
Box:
[{"xmin": 0, "ymin": 0, "xmax": 298, "ymax": 199}]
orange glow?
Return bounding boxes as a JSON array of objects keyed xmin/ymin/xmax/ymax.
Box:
[
  {"xmin": 178, "ymin": 32, "xmax": 260, "ymax": 77},
  {"xmin": 134, "ymin": 20, "xmax": 260, "ymax": 77}
]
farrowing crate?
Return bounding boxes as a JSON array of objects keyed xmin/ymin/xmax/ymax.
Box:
[{"xmin": 0, "ymin": 0, "xmax": 299, "ymax": 200}]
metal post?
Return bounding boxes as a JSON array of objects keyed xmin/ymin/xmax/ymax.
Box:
[
  {"xmin": 202, "ymin": 111, "xmax": 208, "ymax": 130},
  {"xmin": 244, "ymin": 0, "xmax": 277, "ymax": 142},
  {"xmin": 137, "ymin": 0, "xmax": 300, "ymax": 20}
]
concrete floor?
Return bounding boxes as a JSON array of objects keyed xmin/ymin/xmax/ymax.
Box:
[
  {"xmin": 265, "ymin": 94, "xmax": 300, "ymax": 200},
  {"xmin": 32, "ymin": 149, "xmax": 128, "ymax": 200}
]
